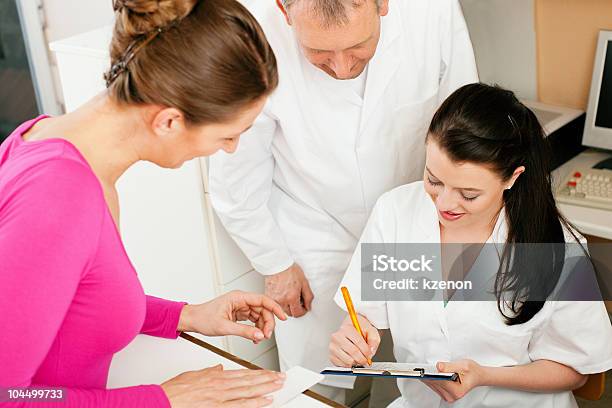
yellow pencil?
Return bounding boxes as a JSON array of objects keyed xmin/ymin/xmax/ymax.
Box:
[{"xmin": 340, "ymin": 286, "xmax": 372, "ymax": 366}]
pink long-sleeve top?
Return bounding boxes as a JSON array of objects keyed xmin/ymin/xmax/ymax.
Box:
[{"xmin": 0, "ymin": 116, "xmax": 185, "ymax": 407}]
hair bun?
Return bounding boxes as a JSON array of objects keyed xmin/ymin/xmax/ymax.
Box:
[{"xmin": 114, "ymin": 0, "xmax": 196, "ymax": 37}]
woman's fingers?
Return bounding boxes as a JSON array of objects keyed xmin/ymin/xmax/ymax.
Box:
[
  {"xmin": 330, "ymin": 330, "xmax": 369, "ymax": 366},
  {"xmin": 341, "ymin": 328, "xmax": 372, "ymax": 364},
  {"xmin": 220, "ymin": 320, "xmax": 266, "ymax": 342},
  {"xmin": 220, "ymin": 370, "xmax": 284, "ymax": 390},
  {"xmin": 221, "ymin": 291, "xmax": 286, "ymax": 341},
  {"xmin": 329, "ymin": 354, "xmax": 344, "ymax": 367},
  {"xmin": 255, "ymin": 316, "xmax": 265, "ymax": 332},
  {"xmin": 239, "ymin": 291, "xmax": 287, "ymax": 321},
  {"xmin": 259, "ymin": 308, "xmax": 275, "ymax": 338},
  {"xmin": 423, "ymin": 380, "xmax": 453, "ymax": 402},
  {"xmin": 422, "ymin": 381, "xmax": 443, "ymax": 398},
  {"xmin": 211, "ymin": 369, "xmax": 277, "ymax": 379},
  {"xmin": 329, "ymin": 316, "xmax": 379, "ymax": 369},
  {"xmin": 329, "ymin": 344, "xmax": 358, "ymax": 367},
  {"xmin": 192, "ymin": 364, "xmax": 224, "ymax": 377},
  {"xmin": 224, "ymin": 397, "xmax": 274, "ymax": 408},
  {"xmin": 359, "ymin": 317, "xmax": 381, "ymax": 353},
  {"xmin": 221, "ymin": 379, "xmax": 284, "ymax": 401},
  {"xmin": 206, "ymin": 369, "xmax": 284, "ymax": 401},
  {"xmin": 226, "ymin": 308, "xmax": 272, "ymax": 342},
  {"xmin": 163, "ymin": 366, "xmax": 284, "ymax": 408}
]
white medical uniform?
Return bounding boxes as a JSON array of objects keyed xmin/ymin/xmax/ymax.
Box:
[
  {"xmin": 210, "ymin": 0, "xmax": 478, "ymax": 387},
  {"xmin": 335, "ymin": 181, "xmax": 612, "ymax": 407}
]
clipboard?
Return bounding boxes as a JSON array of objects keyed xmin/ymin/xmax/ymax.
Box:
[{"xmin": 321, "ymin": 363, "xmax": 459, "ymax": 381}]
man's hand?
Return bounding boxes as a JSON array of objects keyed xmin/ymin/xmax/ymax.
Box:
[{"xmin": 264, "ymin": 263, "xmax": 314, "ymax": 318}]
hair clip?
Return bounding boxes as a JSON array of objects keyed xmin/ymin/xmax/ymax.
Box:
[
  {"xmin": 105, "ymin": 16, "xmax": 180, "ymax": 87},
  {"xmin": 104, "ymin": 60, "xmax": 126, "ymax": 87},
  {"xmin": 112, "ymin": 0, "xmax": 125, "ymax": 12}
]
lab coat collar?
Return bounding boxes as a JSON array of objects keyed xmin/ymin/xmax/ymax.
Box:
[
  {"xmin": 416, "ymin": 190, "xmax": 441, "ymax": 242},
  {"xmin": 378, "ymin": 3, "xmax": 401, "ymax": 50},
  {"xmin": 488, "ymin": 208, "xmax": 508, "ymax": 244},
  {"xmin": 359, "ymin": 5, "xmax": 402, "ymax": 132}
]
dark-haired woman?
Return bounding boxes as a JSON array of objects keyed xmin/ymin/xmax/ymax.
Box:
[
  {"xmin": 329, "ymin": 83, "xmax": 612, "ymax": 407},
  {"xmin": 0, "ymin": 0, "xmax": 287, "ymax": 407}
]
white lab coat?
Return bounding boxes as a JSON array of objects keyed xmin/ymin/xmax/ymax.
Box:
[
  {"xmin": 210, "ymin": 0, "xmax": 478, "ymax": 387},
  {"xmin": 335, "ymin": 181, "xmax": 612, "ymax": 407}
]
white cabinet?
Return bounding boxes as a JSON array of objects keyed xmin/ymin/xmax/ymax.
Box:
[{"xmin": 50, "ymin": 26, "xmax": 278, "ymax": 383}]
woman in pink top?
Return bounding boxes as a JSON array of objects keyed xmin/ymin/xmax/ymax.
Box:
[{"xmin": 0, "ymin": 0, "xmax": 286, "ymax": 406}]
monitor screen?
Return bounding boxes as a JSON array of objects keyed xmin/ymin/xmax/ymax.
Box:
[
  {"xmin": 583, "ymin": 31, "xmax": 612, "ymax": 151},
  {"xmin": 595, "ymin": 40, "xmax": 612, "ymax": 129}
]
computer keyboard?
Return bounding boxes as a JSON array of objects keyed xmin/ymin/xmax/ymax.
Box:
[{"xmin": 556, "ymin": 168, "xmax": 612, "ymax": 211}]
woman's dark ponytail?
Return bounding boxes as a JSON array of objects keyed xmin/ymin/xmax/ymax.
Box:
[
  {"xmin": 498, "ymin": 105, "xmax": 566, "ymax": 324},
  {"xmin": 428, "ymin": 83, "xmax": 580, "ymax": 325}
]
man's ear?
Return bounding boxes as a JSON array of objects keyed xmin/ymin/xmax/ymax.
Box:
[
  {"xmin": 151, "ymin": 107, "xmax": 185, "ymax": 139},
  {"xmin": 275, "ymin": 0, "xmax": 292, "ymax": 25},
  {"xmin": 378, "ymin": 0, "xmax": 389, "ymax": 17}
]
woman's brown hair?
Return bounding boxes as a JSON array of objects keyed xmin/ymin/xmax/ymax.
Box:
[{"xmin": 105, "ymin": 0, "xmax": 278, "ymax": 124}]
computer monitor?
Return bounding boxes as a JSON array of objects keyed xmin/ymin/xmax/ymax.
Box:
[{"xmin": 583, "ymin": 30, "xmax": 612, "ymax": 153}]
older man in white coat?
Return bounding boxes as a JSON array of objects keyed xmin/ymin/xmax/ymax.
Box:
[{"xmin": 210, "ymin": 0, "xmax": 478, "ymax": 401}]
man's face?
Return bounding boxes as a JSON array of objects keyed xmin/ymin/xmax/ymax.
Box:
[{"xmin": 287, "ymin": 0, "xmax": 388, "ymax": 80}]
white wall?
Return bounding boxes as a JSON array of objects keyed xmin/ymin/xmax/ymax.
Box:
[
  {"xmin": 42, "ymin": 0, "xmax": 113, "ymax": 43},
  {"xmin": 460, "ymin": 0, "xmax": 538, "ymax": 100},
  {"xmin": 40, "ymin": 0, "xmax": 113, "ymax": 109}
]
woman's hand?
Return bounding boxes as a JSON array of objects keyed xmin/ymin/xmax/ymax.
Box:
[
  {"xmin": 421, "ymin": 360, "xmax": 484, "ymax": 403},
  {"xmin": 329, "ymin": 315, "xmax": 380, "ymax": 367},
  {"xmin": 161, "ymin": 364, "xmax": 285, "ymax": 408},
  {"xmin": 178, "ymin": 291, "xmax": 287, "ymax": 344}
]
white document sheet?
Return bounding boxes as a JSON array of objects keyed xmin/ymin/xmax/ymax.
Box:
[{"xmin": 268, "ymin": 366, "xmax": 325, "ymax": 407}]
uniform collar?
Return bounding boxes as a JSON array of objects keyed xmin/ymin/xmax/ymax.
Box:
[
  {"xmin": 378, "ymin": 3, "xmax": 401, "ymax": 51},
  {"xmin": 488, "ymin": 209, "xmax": 508, "ymax": 244},
  {"xmin": 416, "ymin": 187, "xmax": 441, "ymax": 242},
  {"xmin": 359, "ymin": 6, "xmax": 402, "ymax": 131}
]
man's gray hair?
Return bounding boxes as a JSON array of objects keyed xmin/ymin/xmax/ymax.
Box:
[{"xmin": 281, "ymin": 0, "xmax": 381, "ymax": 27}]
